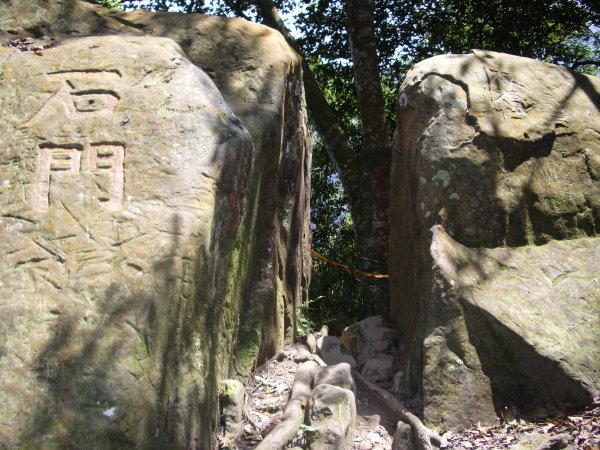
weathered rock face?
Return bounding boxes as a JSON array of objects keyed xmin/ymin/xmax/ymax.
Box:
[
  {"xmin": 0, "ymin": 1, "xmax": 311, "ymax": 448},
  {"xmin": 430, "ymin": 227, "xmax": 600, "ymax": 426},
  {"xmin": 390, "ymin": 50, "xmax": 600, "ymax": 430},
  {"xmin": 219, "ymin": 379, "xmax": 247, "ymax": 445},
  {"xmin": 110, "ymin": 7, "xmax": 313, "ymax": 376}
]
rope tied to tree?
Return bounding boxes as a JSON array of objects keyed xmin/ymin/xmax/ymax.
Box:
[{"xmin": 310, "ymin": 249, "xmax": 389, "ymax": 279}]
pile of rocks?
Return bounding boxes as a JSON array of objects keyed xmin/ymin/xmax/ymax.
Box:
[
  {"xmin": 340, "ymin": 316, "xmax": 400, "ymax": 390},
  {"xmin": 314, "ymin": 316, "xmax": 401, "ymax": 390}
]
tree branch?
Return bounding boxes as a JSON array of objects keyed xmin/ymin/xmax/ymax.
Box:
[
  {"xmin": 254, "ymin": 0, "xmax": 300, "ymax": 53},
  {"xmin": 570, "ymin": 59, "xmax": 600, "ymax": 70},
  {"xmin": 253, "ymin": 0, "xmax": 392, "ymax": 282},
  {"xmin": 221, "ymin": 0, "xmax": 251, "ymax": 20}
]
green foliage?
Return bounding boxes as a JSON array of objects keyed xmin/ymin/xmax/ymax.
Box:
[
  {"xmin": 292, "ymin": 423, "xmax": 317, "ymax": 447},
  {"xmin": 403, "ymin": 0, "xmax": 599, "ymax": 74},
  {"xmin": 309, "ymin": 135, "xmax": 368, "ymax": 335},
  {"xmin": 309, "ymin": 57, "xmax": 363, "ymax": 152},
  {"xmin": 84, "ymin": 0, "xmax": 125, "ymax": 10},
  {"xmin": 296, "ymin": 296, "xmax": 320, "ymax": 336}
]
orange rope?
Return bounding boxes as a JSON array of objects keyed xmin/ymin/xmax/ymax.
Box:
[{"xmin": 310, "ymin": 249, "xmax": 389, "ymax": 279}]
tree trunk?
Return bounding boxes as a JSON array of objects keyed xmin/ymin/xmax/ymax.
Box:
[
  {"xmin": 255, "ymin": 0, "xmax": 391, "ymax": 311},
  {"xmin": 345, "ymin": 0, "xmax": 391, "ymax": 310}
]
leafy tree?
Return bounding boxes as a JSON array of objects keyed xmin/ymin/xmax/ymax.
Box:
[
  {"xmin": 399, "ymin": 0, "xmax": 600, "ymax": 73},
  {"xmin": 308, "ymin": 136, "xmax": 364, "ymax": 334}
]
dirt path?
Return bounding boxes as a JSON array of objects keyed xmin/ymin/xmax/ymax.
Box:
[
  {"xmin": 221, "ymin": 344, "xmax": 600, "ymax": 450},
  {"xmin": 352, "ymin": 383, "xmax": 395, "ymax": 449},
  {"xmin": 227, "ymin": 345, "xmax": 394, "ymax": 449}
]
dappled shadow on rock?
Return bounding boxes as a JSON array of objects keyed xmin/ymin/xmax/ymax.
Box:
[
  {"xmin": 22, "ymin": 211, "xmax": 230, "ymax": 448},
  {"xmin": 462, "ymin": 299, "xmax": 593, "ymax": 414},
  {"xmin": 390, "ymin": 50, "xmax": 600, "ymax": 430},
  {"xmin": 0, "ymin": 31, "xmax": 257, "ymax": 448},
  {"xmin": 0, "ymin": 2, "xmax": 313, "ymax": 447}
]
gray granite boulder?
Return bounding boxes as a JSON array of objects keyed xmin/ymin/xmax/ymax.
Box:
[
  {"xmin": 317, "ymin": 336, "xmax": 357, "ymax": 368},
  {"xmin": 340, "ymin": 315, "xmax": 398, "ymax": 368},
  {"xmin": 314, "ymin": 362, "xmax": 357, "ymax": 394}
]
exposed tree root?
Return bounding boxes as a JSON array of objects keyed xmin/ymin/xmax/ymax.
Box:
[
  {"xmin": 255, "ymin": 360, "xmax": 319, "ymax": 449},
  {"xmin": 295, "ymin": 343, "xmax": 327, "ymax": 366},
  {"xmin": 353, "ymin": 371, "xmax": 440, "ymax": 450},
  {"xmin": 274, "ymin": 343, "xmax": 327, "ymax": 367}
]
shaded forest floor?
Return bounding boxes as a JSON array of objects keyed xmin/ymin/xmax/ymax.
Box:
[
  {"xmin": 232, "ymin": 345, "xmax": 394, "ymax": 449},
  {"xmin": 220, "ymin": 344, "xmax": 600, "ymax": 449}
]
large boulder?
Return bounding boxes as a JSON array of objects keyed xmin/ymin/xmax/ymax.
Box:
[
  {"xmin": 0, "ymin": 2, "xmax": 311, "ymax": 448},
  {"xmin": 117, "ymin": 7, "xmax": 314, "ymax": 376},
  {"xmin": 1, "ymin": 0, "xmax": 312, "ymax": 373},
  {"xmin": 1, "ymin": 34, "xmax": 248, "ymax": 448},
  {"xmin": 428, "ymin": 227, "xmax": 600, "ymax": 426},
  {"xmin": 390, "ymin": 50, "xmax": 600, "ymax": 430}
]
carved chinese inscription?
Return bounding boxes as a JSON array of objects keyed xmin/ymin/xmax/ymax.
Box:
[
  {"xmin": 33, "ymin": 142, "xmax": 125, "ymax": 212},
  {"xmin": 34, "ymin": 143, "xmax": 83, "ymax": 211},
  {"xmin": 27, "ymin": 70, "xmax": 126, "ymax": 212},
  {"xmin": 26, "ymin": 70, "xmax": 122, "ymax": 121},
  {"xmin": 484, "ymin": 68, "xmax": 528, "ymax": 119},
  {"xmin": 89, "ymin": 143, "xmax": 125, "ymax": 210}
]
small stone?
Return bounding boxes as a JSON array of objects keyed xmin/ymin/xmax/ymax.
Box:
[
  {"xmin": 359, "ymin": 440, "xmax": 373, "ymax": 449},
  {"xmin": 316, "ymin": 336, "xmax": 357, "ymax": 368},
  {"xmin": 314, "ymin": 362, "xmax": 356, "ymax": 394}
]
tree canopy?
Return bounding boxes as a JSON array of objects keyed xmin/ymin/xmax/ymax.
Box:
[{"xmin": 91, "ymin": 0, "xmax": 599, "ymax": 332}]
